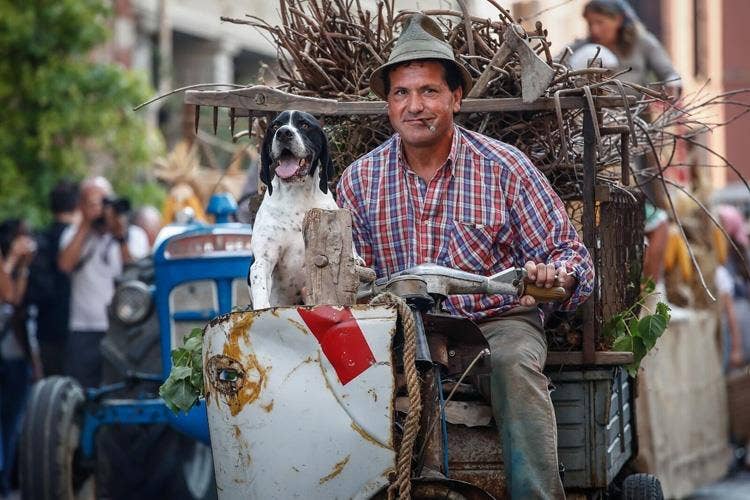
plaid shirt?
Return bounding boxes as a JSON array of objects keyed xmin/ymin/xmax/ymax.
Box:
[{"xmin": 337, "ymin": 125, "xmax": 594, "ymax": 321}]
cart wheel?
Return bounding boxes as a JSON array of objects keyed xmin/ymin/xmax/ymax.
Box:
[
  {"xmin": 621, "ymin": 473, "xmax": 664, "ymax": 500},
  {"xmin": 19, "ymin": 376, "xmax": 90, "ymax": 500}
]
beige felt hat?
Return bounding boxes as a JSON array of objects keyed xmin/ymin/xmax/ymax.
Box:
[{"xmin": 369, "ymin": 13, "xmax": 473, "ymax": 100}]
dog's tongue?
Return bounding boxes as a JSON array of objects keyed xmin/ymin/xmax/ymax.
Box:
[{"xmin": 275, "ymin": 157, "xmax": 300, "ymax": 179}]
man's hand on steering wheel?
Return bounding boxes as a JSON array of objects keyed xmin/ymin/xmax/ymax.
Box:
[{"xmin": 520, "ymin": 261, "xmax": 576, "ymax": 306}]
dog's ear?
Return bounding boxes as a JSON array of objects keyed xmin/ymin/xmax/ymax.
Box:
[
  {"xmin": 259, "ymin": 123, "xmax": 274, "ymax": 196},
  {"xmin": 316, "ymin": 129, "xmax": 335, "ymax": 194}
]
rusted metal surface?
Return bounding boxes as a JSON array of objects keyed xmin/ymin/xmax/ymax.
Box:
[
  {"xmin": 204, "ymin": 305, "xmax": 398, "ymax": 499},
  {"xmin": 447, "ymin": 424, "xmax": 506, "ymax": 500}
]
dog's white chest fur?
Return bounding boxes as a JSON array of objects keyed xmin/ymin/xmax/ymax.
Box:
[{"xmin": 249, "ymin": 177, "xmax": 338, "ymax": 308}]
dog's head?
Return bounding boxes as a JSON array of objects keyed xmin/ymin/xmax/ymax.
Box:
[{"xmin": 259, "ymin": 111, "xmax": 334, "ymax": 196}]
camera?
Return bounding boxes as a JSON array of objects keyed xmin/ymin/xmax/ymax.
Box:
[{"xmin": 104, "ymin": 196, "xmax": 132, "ymax": 215}]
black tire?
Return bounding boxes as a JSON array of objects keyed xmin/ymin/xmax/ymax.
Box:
[
  {"xmin": 621, "ymin": 473, "xmax": 664, "ymax": 500},
  {"xmin": 19, "ymin": 376, "xmax": 90, "ymax": 500},
  {"xmin": 96, "ymin": 258, "xmax": 217, "ymax": 500}
]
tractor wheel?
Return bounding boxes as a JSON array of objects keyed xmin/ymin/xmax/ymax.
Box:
[
  {"xmin": 19, "ymin": 376, "xmax": 90, "ymax": 500},
  {"xmin": 621, "ymin": 473, "xmax": 664, "ymax": 500}
]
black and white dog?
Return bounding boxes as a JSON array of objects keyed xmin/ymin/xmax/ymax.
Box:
[{"xmin": 248, "ymin": 110, "xmax": 341, "ymax": 309}]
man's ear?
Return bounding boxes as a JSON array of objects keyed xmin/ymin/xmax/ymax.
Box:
[
  {"xmin": 259, "ymin": 125, "xmax": 274, "ymax": 196},
  {"xmin": 452, "ymin": 86, "xmax": 463, "ymax": 114}
]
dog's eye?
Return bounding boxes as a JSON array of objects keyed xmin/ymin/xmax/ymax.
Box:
[
  {"xmin": 269, "ymin": 123, "xmax": 279, "ymax": 132},
  {"xmin": 300, "ymin": 122, "xmax": 309, "ymax": 130}
]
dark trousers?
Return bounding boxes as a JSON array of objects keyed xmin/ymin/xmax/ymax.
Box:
[
  {"xmin": 39, "ymin": 338, "xmax": 67, "ymax": 377},
  {"xmin": 0, "ymin": 359, "xmax": 31, "ymax": 495},
  {"xmin": 477, "ymin": 307, "xmax": 565, "ymax": 500},
  {"xmin": 64, "ymin": 330, "xmax": 105, "ymax": 389}
]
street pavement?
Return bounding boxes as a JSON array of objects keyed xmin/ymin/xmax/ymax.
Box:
[{"xmin": 689, "ymin": 469, "xmax": 750, "ymax": 499}]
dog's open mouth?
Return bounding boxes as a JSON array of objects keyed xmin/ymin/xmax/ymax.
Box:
[{"xmin": 274, "ymin": 150, "xmax": 311, "ymax": 180}]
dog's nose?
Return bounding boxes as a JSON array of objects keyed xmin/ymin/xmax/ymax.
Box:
[{"xmin": 278, "ymin": 127, "xmax": 294, "ymax": 141}]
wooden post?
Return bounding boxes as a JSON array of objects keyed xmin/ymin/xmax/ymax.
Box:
[{"xmin": 303, "ymin": 208, "xmax": 359, "ymax": 305}]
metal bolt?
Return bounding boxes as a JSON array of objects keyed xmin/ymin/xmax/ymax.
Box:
[
  {"xmin": 255, "ymin": 93, "xmax": 266, "ymax": 105},
  {"xmin": 448, "ymin": 350, "xmax": 456, "ymax": 357},
  {"xmin": 314, "ymin": 255, "xmax": 329, "ymax": 268}
]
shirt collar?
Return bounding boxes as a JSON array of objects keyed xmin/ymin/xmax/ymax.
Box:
[{"xmin": 395, "ymin": 125, "xmax": 464, "ymax": 178}]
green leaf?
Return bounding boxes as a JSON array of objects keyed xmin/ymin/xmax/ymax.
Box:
[
  {"xmin": 638, "ymin": 313, "xmax": 668, "ymax": 350},
  {"xmin": 632, "ymin": 336, "xmax": 648, "ymax": 365},
  {"xmin": 183, "ymin": 335, "xmax": 202, "ymax": 354},
  {"xmin": 190, "ymin": 366, "xmax": 204, "ymax": 391},
  {"xmin": 171, "ymin": 347, "xmax": 190, "ymax": 366},
  {"xmin": 159, "ymin": 378, "xmax": 198, "ymax": 414},
  {"xmin": 642, "ymin": 277, "xmax": 656, "ymax": 294},
  {"xmin": 161, "ymin": 328, "xmax": 205, "ymax": 414},
  {"xmin": 612, "ymin": 335, "xmax": 633, "ymax": 353},
  {"xmin": 627, "ymin": 318, "xmax": 639, "ymax": 336},
  {"xmin": 169, "ymin": 365, "xmax": 193, "ymax": 381}
]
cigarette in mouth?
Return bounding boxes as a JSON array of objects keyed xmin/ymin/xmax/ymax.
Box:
[{"xmin": 421, "ymin": 119, "xmax": 436, "ymax": 132}]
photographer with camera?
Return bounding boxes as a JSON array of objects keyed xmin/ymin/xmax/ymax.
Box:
[{"xmin": 58, "ymin": 177, "xmax": 149, "ymax": 388}]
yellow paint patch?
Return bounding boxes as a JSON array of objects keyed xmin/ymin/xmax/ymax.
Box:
[
  {"xmin": 318, "ymin": 455, "xmax": 350, "ymax": 484},
  {"xmin": 216, "ymin": 313, "xmax": 269, "ymax": 417},
  {"xmin": 261, "ymin": 400, "xmax": 274, "ymax": 413},
  {"xmin": 350, "ymin": 421, "xmax": 391, "ymax": 450},
  {"xmin": 287, "ymin": 318, "xmax": 310, "ymax": 335}
]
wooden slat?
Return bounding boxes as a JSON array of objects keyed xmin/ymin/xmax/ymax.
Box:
[
  {"xmin": 184, "ymin": 85, "xmax": 635, "ymax": 116},
  {"xmin": 546, "ymin": 351, "xmax": 634, "ymax": 367}
]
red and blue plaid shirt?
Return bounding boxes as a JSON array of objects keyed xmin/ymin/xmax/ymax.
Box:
[{"xmin": 337, "ymin": 125, "xmax": 594, "ymax": 321}]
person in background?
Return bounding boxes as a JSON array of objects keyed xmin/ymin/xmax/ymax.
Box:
[
  {"xmin": 568, "ymin": 0, "xmax": 683, "ymax": 293},
  {"xmin": 0, "ymin": 218, "xmax": 39, "ymax": 496},
  {"xmin": 25, "ymin": 180, "xmax": 79, "ymax": 376},
  {"xmin": 132, "ymin": 205, "xmax": 162, "ymax": 248},
  {"xmin": 570, "ymin": 0, "xmax": 681, "ymax": 95},
  {"xmin": 715, "ymin": 205, "xmax": 750, "ymax": 371},
  {"xmin": 58, "ymin": 177, "xmax": 149, "ymax": 388}
]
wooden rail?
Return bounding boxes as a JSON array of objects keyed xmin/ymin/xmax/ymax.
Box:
[{"xmin": 184, "ymin": 85, "xmax": 635, "ymax": 116}]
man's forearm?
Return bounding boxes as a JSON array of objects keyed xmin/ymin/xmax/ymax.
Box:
[
  {"xmin": 58, "ymin": 225, "xmax": 90, "ymax": 273},
  {"xmin": 118, "ymin": 238, "xmax": 133, "ymax": 265}
]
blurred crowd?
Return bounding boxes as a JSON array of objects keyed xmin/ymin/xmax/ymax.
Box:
[{"xmin": 0, "ymin": 177, "xmax": 161, "ymax": 496}]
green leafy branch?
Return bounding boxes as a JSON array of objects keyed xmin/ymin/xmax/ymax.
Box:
[
  {"xmin": 604, "ymin": 280, "xmax": 671, "ymax": 377},
  {"xmin": 159, "ymin": 328, "xmax": 205, "ymax": 414}
]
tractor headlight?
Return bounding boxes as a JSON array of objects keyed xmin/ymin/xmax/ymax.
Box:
[{"xmin": 112, "ymin": 280, "xmax": 153, "ymax": 325}]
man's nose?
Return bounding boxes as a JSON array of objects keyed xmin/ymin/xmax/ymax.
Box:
[{"xmin": 406, "ymin": 93, "xmax": 424, "ymax": 113}]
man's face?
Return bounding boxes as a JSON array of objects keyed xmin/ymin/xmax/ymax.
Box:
[
  {"xmin": 386, "ymin": 61, "xmax": 462, "ymax": 149},
  {"xmin": 80, "ymin": 186, "xmax": 106, "ymax": 222}
]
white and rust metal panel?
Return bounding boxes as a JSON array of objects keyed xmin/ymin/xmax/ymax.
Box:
[{"xmin": 203, "ymin": 305, "xmax": 397, "ymax": 499}]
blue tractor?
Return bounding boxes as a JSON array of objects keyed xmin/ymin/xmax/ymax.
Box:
[{"xmin": 19, "ymin": 194, "xmax": 251, "ymax": 500}]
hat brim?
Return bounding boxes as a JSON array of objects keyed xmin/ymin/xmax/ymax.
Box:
[{"xmin": 369, "ymin": 56, "xmax": 474, "ymax": 101}]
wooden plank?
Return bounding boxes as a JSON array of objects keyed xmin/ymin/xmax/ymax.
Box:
[
  {"xmin": 185, "ymin": 85, "xmax": 634, "ymax": 116},
  {"xmin": 545, "ymin": 351, "xmax": 634, "ymax": 367},
  {"xmin": 302, "ymin": 208, "xmax": 359, "ymax": 306}
]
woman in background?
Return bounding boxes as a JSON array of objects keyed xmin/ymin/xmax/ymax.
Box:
[
  {"xmin": 570, "ymin": 0, "xmax": 681, "ymax": 95},
  {"xmin": 0, "ymin": 218, "xmax": 38, "ymax": 496}
]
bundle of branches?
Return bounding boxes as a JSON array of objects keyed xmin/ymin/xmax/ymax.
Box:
[{"xmin": 224, "ymin": 0, "xmax": 652, "ymax": 193}]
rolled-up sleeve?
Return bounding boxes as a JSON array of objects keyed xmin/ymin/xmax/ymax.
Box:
[{"xmin": 509, "ymin": 155, "xmax": 595, "ymax": 311}]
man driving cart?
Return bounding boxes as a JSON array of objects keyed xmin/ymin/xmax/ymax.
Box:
[{"xmin": 337, "ymin": 14, "xmax": 595, "ymax": 499}]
